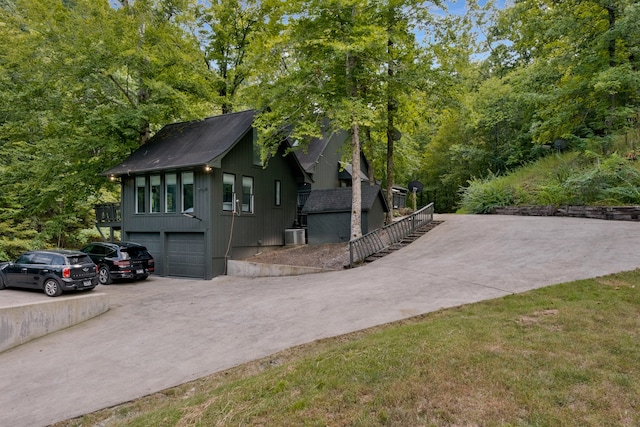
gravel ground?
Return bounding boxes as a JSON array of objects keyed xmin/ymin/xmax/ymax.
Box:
[{"xmin": 242, "ymin": 242, "xmax": 351, "ymax": 270}]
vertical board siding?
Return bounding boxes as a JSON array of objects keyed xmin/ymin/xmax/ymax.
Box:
[
  {"xmin": 120, "ymin": 129, "xmax": 301, "ymax": 279},
  {"xmin": 311, "ymin": 132, "xmax": 348, "ymax": 189},
  {"xmin": 216, "ymin": 132, "xmax": 299, "ymax": 259}
]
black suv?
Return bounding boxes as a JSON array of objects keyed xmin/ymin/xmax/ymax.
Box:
[
  {"xmin": 0, "ymin": 250, "xmax": 98, "ymax": 297},
  {"xmin": 80, "ymin": 241, "xmax": 154, "ymax": 285}
]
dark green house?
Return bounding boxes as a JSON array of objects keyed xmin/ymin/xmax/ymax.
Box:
[{"xmin": 103, "ymin": 110, "xmax": 309, "ymax": 279}]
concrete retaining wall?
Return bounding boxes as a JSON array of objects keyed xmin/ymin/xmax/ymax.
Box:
[
  {"xmin": 227, "ymin": 260, "xmax": 334, "ymax": 277},
  {"xmin": 0, "ymin": 293, "xmax": 109, "ymax": 353}
]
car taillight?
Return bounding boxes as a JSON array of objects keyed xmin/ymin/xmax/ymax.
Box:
[
  {"xmin": 63, "ymin": 267, "xmax": 71, "ymax": 278},
  {"xmin": 114, "ymin": 260, "xmax": 130, "ymax": 267},
  {"xmin": 148, "ymin": 259, "xmax": 154, "ymax": 266},
  {"xmin": 95, "ymin": 265, "xmax": 99, "ymax": 274}
]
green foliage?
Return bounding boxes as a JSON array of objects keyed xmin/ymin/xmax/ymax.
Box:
[
  {"xmin": 458, "ymin": 173, "xmax": 517, "ymax": 214},
  {"xmin": 458, "ymin": 152, "xmax": 640, "ymax": 212},
  {"xmin": 0, "ymin": 0, "xmax": 218, "ymax": 251}
]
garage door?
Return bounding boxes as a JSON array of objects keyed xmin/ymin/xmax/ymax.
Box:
[
  {"xmin": 167, "ymin": 232, "xmax": 206, "ymax": 278},
  {"xmin": 127, "ymin": 232, "xmax": 162, "ymax": 275}
]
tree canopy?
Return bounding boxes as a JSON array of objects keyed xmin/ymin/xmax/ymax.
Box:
[{"xmin": 1, "ymin": 0, "xmax": 639, "ymax": 255}]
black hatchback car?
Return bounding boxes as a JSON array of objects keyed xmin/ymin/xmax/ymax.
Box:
[
  {"xmin": 0, "ymin": 250, "xmax": 99, "ymax": 297},
  {"xmin": 80, "ymin": 241, "xmax": 154, "ymax": 285}
]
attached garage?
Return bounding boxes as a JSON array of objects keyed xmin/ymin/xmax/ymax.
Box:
[{"xmin": 166, "ymin": 232, "xmax": 206, "ymax": 279}]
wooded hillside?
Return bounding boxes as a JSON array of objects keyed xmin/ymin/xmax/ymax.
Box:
[{"xmin": 1, "ymin": 0, "xmax": 638, "ymax": 258}]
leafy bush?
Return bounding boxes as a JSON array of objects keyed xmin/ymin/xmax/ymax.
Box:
[
  {"xmin": 458, "ymin": 174, "xmax": 517, "ymax": 213},
  {"xmin": 458, "ymin": 152, "xmax": 640, "ymax": 212}
]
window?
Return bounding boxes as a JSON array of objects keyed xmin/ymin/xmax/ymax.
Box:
[
  {"xmin": 150, "ymin": 175, "xmax": 161, "ymax": 213},
  {"xmin": 274, "ymin": 180, "xmax": 281, "ymax": 206},
  {"xmin": 136, "ymin": 176, "xmax": 146, "ymax": 213},
  {"xmin": 223, "ymin": 173, "xmax": 235, "ymax": 211},
  {"xmin": 165, "ymin": 173, "xmax": 177, "ymax": 213},
  {"xmin": 252, "ymin": 128, "xmax": 262, "ymax": 166},
  {"xmin": 16, "ymin": 253, "xmax": 34, "ymax": 264},
  {"xmin": 242, "ymin": 176, "xmax": 254, "ymax": 213},
  {"xmin": 182, "ymin": 172, "xmax": 194, "ymax": 212}
]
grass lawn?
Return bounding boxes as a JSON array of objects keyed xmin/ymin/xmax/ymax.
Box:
[{"xmin": 56, "ymin": 270, "xmax": 640, "ymax": 426}]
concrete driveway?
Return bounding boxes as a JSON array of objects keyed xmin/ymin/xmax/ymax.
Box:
[{"xmin": 1, "ymin": 214, "xmax": 640, "ymax": 426}]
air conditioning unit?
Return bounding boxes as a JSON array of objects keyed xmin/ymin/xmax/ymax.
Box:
[{"xmin": 284, "ymin": 228, "xmax": 306, "ymax": 245}]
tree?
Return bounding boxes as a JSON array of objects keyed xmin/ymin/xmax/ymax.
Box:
[
  {"xmin": 380, "ymin": 0, "xmax": 442, "ymax": 220},
  {"xmin": 195, "ymin": 0, "xmax": 284, "ymax": 114},
  {"xmin": 254, "ymin": 0, "xmax": 388, "ymax": 239},
  {"xmin": 0, "ymin": 0, "xmax": 216, "ymax": 253},
  {"xmin": 489, "ymin": 0, "xmax": 640, "ymax": 151}
]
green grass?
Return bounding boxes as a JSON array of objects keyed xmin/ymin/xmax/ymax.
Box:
[{"xmin": 55, "ymin": 270, "xmax": 640, "ymax": 427}]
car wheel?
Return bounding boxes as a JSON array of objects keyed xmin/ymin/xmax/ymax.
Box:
[
  {"xmin": 43, "ymin": 278, "xmax": 62, "ymax": 297},
  {"xmin": 98, "ymin": 265, "xmax": 112, "ymax": 285},
  {"xmin": 138, "ymin": 275, "xmax": 148, "ymax": 281}
]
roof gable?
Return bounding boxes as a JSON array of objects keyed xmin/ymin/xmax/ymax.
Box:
[{"xmin": 104, "ymin": 110, "xmax": 255, "ymax": 176}]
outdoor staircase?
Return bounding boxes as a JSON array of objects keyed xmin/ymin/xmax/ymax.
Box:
[{"xmin": 362, "ymin": 220, "xmax": 442, "ymax": 263}]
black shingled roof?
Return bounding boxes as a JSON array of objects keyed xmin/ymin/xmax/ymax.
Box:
[
  {"xmin": 301, "ymin": 184, "xmax": 389, "ymax": 214},
  {"xmin": 103, "ymin": 110, "xmax": 255, "ymax": 176}
]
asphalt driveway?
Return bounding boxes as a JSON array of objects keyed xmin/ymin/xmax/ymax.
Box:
[{"xmin": 1, "ymin": 214, "xmax": 640, "ymax": 426}]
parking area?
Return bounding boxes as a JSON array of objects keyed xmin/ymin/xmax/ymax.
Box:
[{"xmin": 1, "ymin": 214, "xmax": 640, "ymax": 427}]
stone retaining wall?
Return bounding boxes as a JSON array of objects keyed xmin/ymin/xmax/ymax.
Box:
[{"xmin": 492, "ymin": 205, "xmax": 640, "ymax": 221}]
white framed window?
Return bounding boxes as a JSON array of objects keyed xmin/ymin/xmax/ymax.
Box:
[
  {"xmin": 182, "ymin": 172, "xmax": 194, "ymax": 213},
  {"xmin": 223, "ymin": 173, "xmax": 235, "ymax": 211},
  {"xmin": 135, "ymin": 176, "xmax": 146, "ymax": 213},
  {"xmin": 165, "ymin": 173, "xmax": 177, "ymax": 213},
  {"xmin": 242, "ymin": 176, "xmax": 254, "ymax": 213},
  {"xmin": 150, "ymin": 175, "xmax": 161, "ymax": 213}
]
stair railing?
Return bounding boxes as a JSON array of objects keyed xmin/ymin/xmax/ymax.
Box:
[{"xmin": 349, "ymin": 202, "xmax": 434, "ymax": 268}]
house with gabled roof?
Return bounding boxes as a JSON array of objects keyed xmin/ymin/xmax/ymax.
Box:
[{"xmin": 103, "ymin": 110, "xmax": 310, "ymax": 279}]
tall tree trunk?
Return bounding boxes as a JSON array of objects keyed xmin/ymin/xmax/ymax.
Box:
[
  {"xmin": 386, "ymin": 105, "xmax": 395, "ymax": 222},
  {"xmin": 385, "ymin": 5, "xmax": 396, "ymax": 224},
  {"xmin": 346, "ymin": 11, "xmax": 362, "ymax": 240},
  {"xmin": 137, "ymin": 21, "xmax": 151, "ymax": 145},
  {"xmin": 365, "ymin": 126, "xmax": 375, "ymax": 184},
  {"xmin": 351, "ymin": 122, "xmax": 362, "ymax": 240}
]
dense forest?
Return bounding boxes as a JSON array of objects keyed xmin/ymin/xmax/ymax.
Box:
[{"xmin": 1, "ymin": 0, "xmax": 638, "ymax": 258}]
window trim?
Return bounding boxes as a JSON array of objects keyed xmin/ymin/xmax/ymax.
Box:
[
  {"xmin": 181, "ymin": 171, "xmax": 194, "ymax": 213},
  {"xmin": 242, "ymin": 175, "xmax": 254, "ymax": 214},
  {"xmin": 223, "ymin": 173, "xmax": 235, "ymax": 212},
  {"xmin": 165, "ymin": 173, "xmax": 177, "ymax": 213},
  {"xmin": 150, "ymin": 174, "xmax": 161, "ymax": 213},
  {"xmin": 135, "ymin": 176, "xmax": 146, "ymax": 214}
]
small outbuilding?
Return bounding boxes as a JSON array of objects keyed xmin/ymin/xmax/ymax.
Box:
[{"xmin": 302, "ymin": 184, "xmax": 389, "ymax": 244}]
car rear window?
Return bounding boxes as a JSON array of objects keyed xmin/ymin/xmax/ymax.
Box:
[
  {"xmin": 123, "ymin": 248, "xmax": 150, "ymax": 258},
  {"xmin": 66, "ymin": 254, "xmax": 94, "ymax": 265},
  {"xmin": 32, "ymin": 253, "xmax": 54, "ymax": 265}
]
